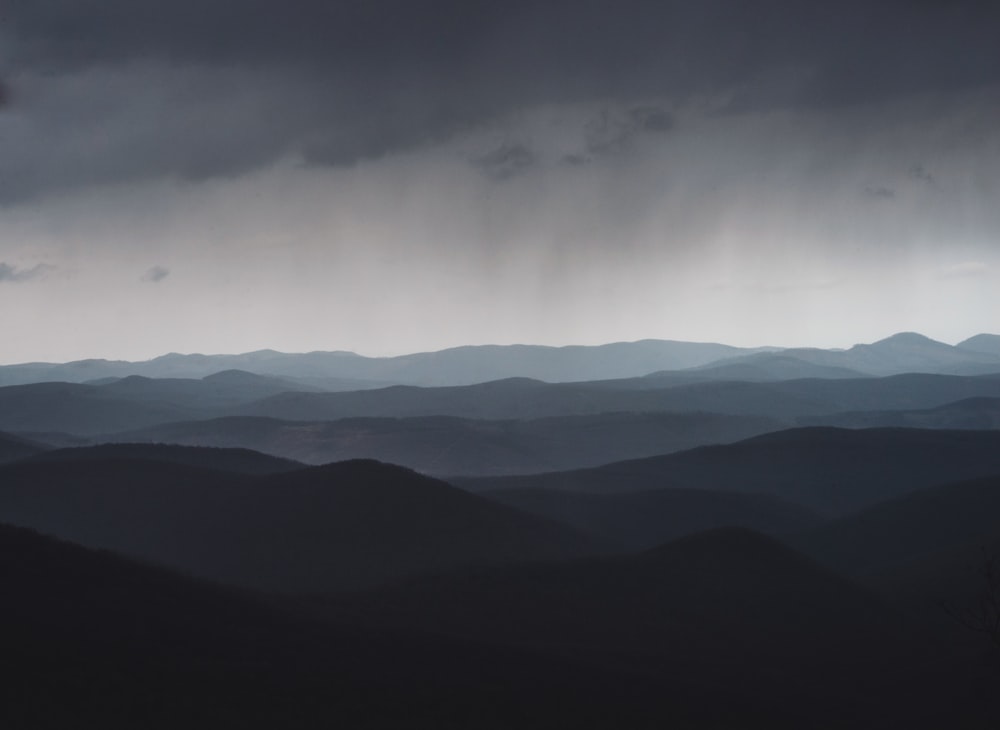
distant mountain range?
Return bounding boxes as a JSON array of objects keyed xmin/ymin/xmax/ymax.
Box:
[{"xmin": 3, "ymin": 332, "xmax": 999, "ymax": 388}]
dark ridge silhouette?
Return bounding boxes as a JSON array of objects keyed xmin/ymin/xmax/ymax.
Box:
[
  {"xmin": 0, "ymin": 458, "xmax": 597, "ymax": 592},
  {"xmin": 671, "ymin": 372, "xmax": 1000, "ymax": 418},
  {"xmin": 0, "ymin": 523, "xmax": 714, "ymax": 730},
  {"xmin": 0, "ymin": 430, "xmax": 46, "ymax": 463},
  {"xmin": 484, "ymin": 486, "xmax": 822, "ymax": 550},
  {"xmin": 791, "ymin": 476, "xmax": 1000, "ymax": 576},
  {"xmin": 109, "ymin": 410, "xmax": 782, "ymax": 476},
  {"xmin": 323, "ymin": 527, "xmax": 920, "ymax": 725},
  {"xmin": 803, "ymin": 396, "xmax": 1000, "ymax": 430},
  {"xmin": 23, "ymin": 442, "xmax": 304, "ymax": 475},
  {"xmin": 454, "ymin": 427, "xmax": 1000, "ymax": 516}
]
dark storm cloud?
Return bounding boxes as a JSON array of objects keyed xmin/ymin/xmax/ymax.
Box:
[
  {"xmin": 2, "ymin": 0, "xmax": 999, "ymax": 198},
  {"xmin": 473, "ymin": 143, "xmax": 536, "ymax": 181}
]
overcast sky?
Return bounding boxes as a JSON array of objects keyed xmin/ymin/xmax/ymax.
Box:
[{"xmin": 1, "ymin": 0, "xmax": 999, "ymax": 363}]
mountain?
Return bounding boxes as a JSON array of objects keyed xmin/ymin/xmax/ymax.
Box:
[
  {"xmin": 230, "ymin": 371, "xmax": 1000, "ymax": 425},
  {"xmin": 696, "ymin": 332, "xmax": 1000, "ymax": 378},
  {"xmin": 0, "ymin": 339, "xmax": 773, "ymax": 387},
  {"xmin": 327, "ymin": 527, "xmax": 913, "ymax": 714},
  {"xmin": 3, "ymin": 333, "xmax": 998, "ymax": 391},
  {"xmin": 94, "ymin": 369, "xmax": 325, "ymax": 409},
  {"xmin": 957, "ymin": 333, "xmax": 1000, "ymax": 357},
  {"xmin": 0, "ymin": 430, "xmax": 47, "ymax": 463},
  {"xmin": 0, "ymin": 381, "xmax": 194, "ymax": 435},
  {"xmin": 0, "ymin": 523, "xmax": 693, "ymax": 730},
  {"xmin": 110, "ymin": 411, "xmax": 782, "ymax": 476},
  {"xmin": 455, "ymin": 427, "xmax": 1000, "ymax": 516},
  {"xmin": 668, "ymin": 354, "xmax": 866, "ymax": 381},
  {"xmin": 0, "ymin": 457, "xmax": 596, "ymax": 592},
  {"xmin": 790, "ymin": 476, "xmax": 1000, "ymax": 576},
  {"xmin": 803, "ymin": 397, "xmax": 1000, "ymax": 430},
  {"xmin": 483, "ymin": 486, "xmax": 822, "ymax": 550},
  {"xmin": 23, "ymin": 442, "xmax": 303, "ymax": 475}
]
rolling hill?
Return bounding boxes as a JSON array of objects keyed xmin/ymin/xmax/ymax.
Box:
[
  {"xmin": 22, "ymin": 442, "xmax": 303, "ymax": 475},
  {"xmin": 0, "ymin": 457, "xmax": 597, "ymax": 592},
  {"xmin": 110, "ymin": 410, "xmax": 782, "ymax": 476},
  {"xmin": 790, "ymin": 476, "xmax": 1000, "ymax": 576},
  {"xmin": 483, "ymin": 486, "xmax": 822, "ymax": 550},
  {"xmin": 803, "ymin": 396, "xmax": 1000, "ymax": 430},
  {"xmin": 455, "ymin": 427, "xmax": 1000, "ymax": 516},
  {"xmin": 0, "ymin": 523, "xmax": 695, "ymax": 730},
  {"xmin": 0, "ymin": 430, "xmax": 47, "ymax": 463}
]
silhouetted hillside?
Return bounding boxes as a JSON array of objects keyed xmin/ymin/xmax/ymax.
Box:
[
  {"xmin": 110, "ymin": 411, "xmax": 781, "ymax": 476},
  {"xmin": 0, "ymin": 430, "xmax": 46, "ymax": 463},
  {"xmin": 95, "ymin": 369, "xmax": 323, "ymax": 409},
  {"xmin": 0, "ymin": 381, "xmax": 194, "ymax": 435},
  {"xmin": 0, "ymin": 524, "xmax": 701, "ymax": 729},
  {"xmin": 0, "ymin": 458, "xmax": 597, "ymax": 592},
  {"xmin": 456, "ymin": 428, "xmax": 1000, "ymax": 516},
  {"xmin": 791, "ymin": 476, "xmax": 1000, "ymax": 576},
  {"xmin": 24, "ymin": 442, "xmax": 303, "ymax": 475},
  {"xmin": 9, "ymin": 369, "xmax": 1000, "ymax": 438},
  {"xmin": 327, "ymin": 528, "xmax": 912, "ymax": 706},
  {"xmin": 484, "ymin": 486, "xmax": 822, "ymax": 550},
  {"xmin": 804, "ymin": 396, "xmax": 1000, "ymax": 430}
]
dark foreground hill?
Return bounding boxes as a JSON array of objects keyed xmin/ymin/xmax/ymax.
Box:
[
  {"xmin": 111, "ymin": 411, "xmax": 781, "ymax": 476},
  {"xmin": 0, "ymin": 523, "xmax": 711, "ymax": 730},
  {"xmin": 455, "ymin": 427, "xmax": 1000, "ymax": 516},
  {"xmin": 321, "ymin": 527, "xmax": 1000, "ymax": 728},
  {"xmin": 0, "ymin": 431, "xmax": 46, "ymax": 463},
  {"xmin": 791, "ymin": 476, "xmax": 1000, "ymax": 576},
  {"xmin": 484, "ymin": 486, "xmax": 822, "ymax": 550},
  {"xmin": 329, "ymin": 528, "xmax": 905, "ymax": 670},
  {"xmin": 0, "ymin": 457, "xmax": 596, "ymax": 592}
]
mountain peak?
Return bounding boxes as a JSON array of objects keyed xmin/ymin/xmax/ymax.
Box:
[{"xmin": 868, "ymin": 332, "xmax": 944, "ymax": 348}]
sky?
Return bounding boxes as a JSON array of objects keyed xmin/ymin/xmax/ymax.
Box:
[{"xmin": 1, "ymin": 0, "xmax": 999, "ymax": 363}]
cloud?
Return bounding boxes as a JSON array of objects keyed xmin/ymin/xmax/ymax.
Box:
[
  {"xmin": 863, "ymin": 186, "xmax": 896, "ymax": 200},
  {"xmin": 472, "ymin": 143, "xmax": 535, "ymax": 181},
  {"xmin": 141, "ymin": 265, "xmax": 170, "ymax": 283},
  {"xmin": 1, "ymin": 1, "xmax": 998, "ymax": 200},
  {"xmin": 0, "ymin": 262, "xmax": 53, "ymax": 282}
]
